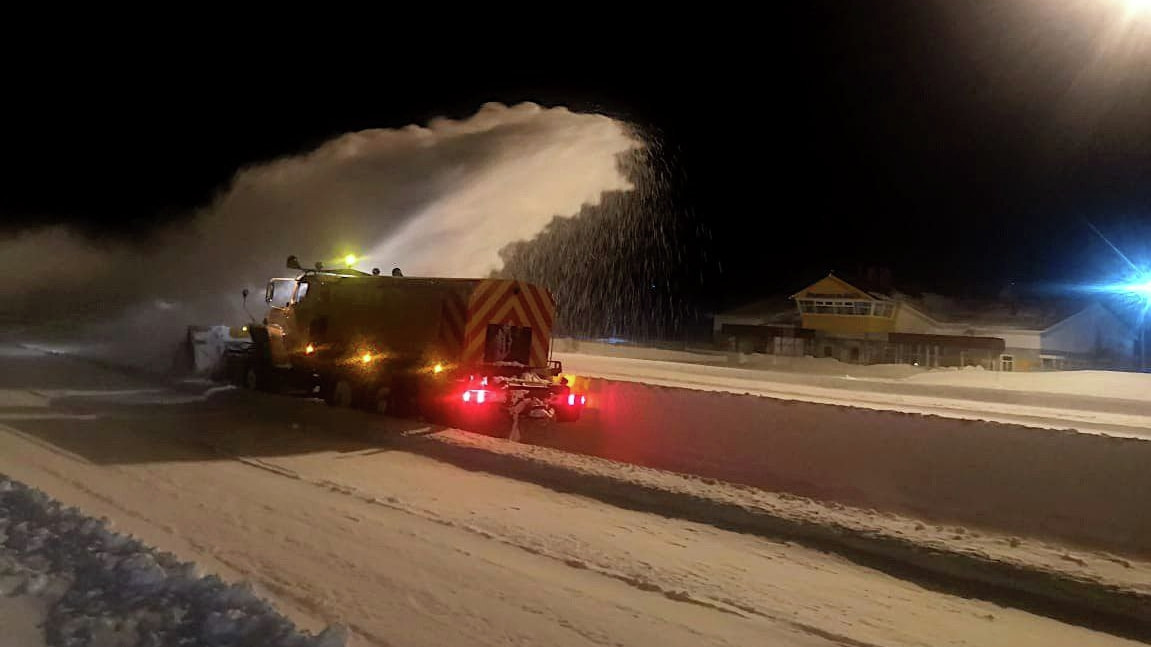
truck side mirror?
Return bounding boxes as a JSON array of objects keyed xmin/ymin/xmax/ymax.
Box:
[{"xmin": 287, "ymin": 255, "xmax": 302, "ymax": 270}]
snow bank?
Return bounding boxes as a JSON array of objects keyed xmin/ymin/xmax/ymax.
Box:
[
  {"xmin": 552, "ymin": 338, "xmax": 728, "ymax": 365},
  {"xmin": 0, "ymin": 475, "xmax": 346, "ymax": 647},
  {"xmin": 730, "ymin": 353, "xmax": 926, "ymax": 378},
  {"xmin": 554, "ymin": 341, "xmax": 927, "ymax": 377},
  {"xmin": 907, "ymin": 369, "xmax": 1151, "ymax": 402}
]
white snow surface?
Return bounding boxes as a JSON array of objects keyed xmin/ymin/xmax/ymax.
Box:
[
  {"xmin": 0, "ymin": 475, "xmax": 347, "ymax": 647},
  {"xmin": 0, "ymin": 344, "xmax": 1141, "ymax": 647}
]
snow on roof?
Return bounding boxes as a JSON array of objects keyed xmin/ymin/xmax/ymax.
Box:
[
  {"xmin": 899, "ymin": 294, "xmax": 1097, "ymax": 331},
  {"xmin": 717, "ymin": 298, "xmax": 797, "ymax": 320}
]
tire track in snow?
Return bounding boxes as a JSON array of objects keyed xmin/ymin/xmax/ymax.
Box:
[
  {"xmin": 0, "ymin": 423, "xmax": 349, "ymax": 640},
  {"xmin": 217, "ymin": 447, "xmax": 890, "ymax": 647}
]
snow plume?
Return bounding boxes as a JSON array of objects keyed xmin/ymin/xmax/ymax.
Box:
[
  {"xmin": 497, "ymin": 143, "xmax": 714, "ymax": 342},
  {"xmin": 0, "ymin": 103, "xmax": 643, "ymax": 368}
]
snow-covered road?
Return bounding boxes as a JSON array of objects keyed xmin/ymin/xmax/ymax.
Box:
[
  {"xmin": 556, "ymin": 353, "xmax": 1151, "ymax": 439},
  {"xmin": 0, "ymin": 343, "xmax": 1140, "ymax": 646}
]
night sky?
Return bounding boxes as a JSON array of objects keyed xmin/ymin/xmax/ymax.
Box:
[{"xmin": 3, "ymin": 2, "xmax": 1149, "ymax": 317}]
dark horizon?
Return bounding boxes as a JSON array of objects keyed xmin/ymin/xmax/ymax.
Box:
[{"xmin": 2, "ymin": 1, "xmax": 1149, "ymax": 321}]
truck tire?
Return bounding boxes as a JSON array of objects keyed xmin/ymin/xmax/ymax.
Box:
[
  {"xmin": 387, "ymin": 376, "xmax": 420, "ymax": 418},
  {"xmin": 371, "ymin": 385, "xmax": 391, "ymax": 415},
  {"xmin": 327, "ymin": 378, "xmax": 356, "ymax": 408},
  {"xmin": 243, "ymin": 366, "xmax": 262, "ymax": 391}
]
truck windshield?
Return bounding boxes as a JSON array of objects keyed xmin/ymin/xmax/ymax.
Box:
[{"xmin": 266, "ymin": 279, "xmax": 295, "ymax": 309}]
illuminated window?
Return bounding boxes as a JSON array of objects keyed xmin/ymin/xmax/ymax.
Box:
[{"xmin": 802, "ymin": 299, "xmax": 880, "ymax": 315}]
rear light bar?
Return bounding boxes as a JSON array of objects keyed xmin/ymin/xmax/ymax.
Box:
[{"xmin": 460, "ymin": 387, "xmax": 583, "ymax": 408}]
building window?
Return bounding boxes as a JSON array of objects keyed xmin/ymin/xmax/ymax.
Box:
[
  {"xmin": 797, "ymin": 299, "xmax": 884, "ymax": 316},
  {"xmin": 1000, "ymin": 354, "xmax": 1014, "ymax": 372},
  {"xmin": 1040, "ymin": 355, "xmax": 1065, "ymax": 371}
]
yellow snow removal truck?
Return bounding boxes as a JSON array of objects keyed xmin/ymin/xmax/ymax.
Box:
[{"xmin": 221, "ymin": 255, "xmax": 585, "ymax": 423}]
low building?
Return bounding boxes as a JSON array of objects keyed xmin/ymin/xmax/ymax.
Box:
[
  {"xmin": 715, "ymin": 273, "xmax": 1136, "ymax": 371},
  {"xmin": 713, "ymin": 298, "xmax": 811, "ymax": 356}
]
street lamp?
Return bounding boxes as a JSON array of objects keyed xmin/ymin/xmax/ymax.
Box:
[
  {"xmin": 1083, "ymin": 223, "xmax": 1151, "ymax": 371},
  {"xmin": 1106, "ymin": 278, "xmax": 1151, "ymax": 371}
]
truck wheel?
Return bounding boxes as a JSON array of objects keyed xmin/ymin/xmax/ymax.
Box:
[
  {"xmin": 328, "ymin": 379, "xmax": 355, "ymax": 408},
  {"xmin": 244, "ymin": 366, "xmax": 261, "ymax": 391},
  {"xmin": 372, "ymin": 386, "xmax": 391, "ymax": 415}
]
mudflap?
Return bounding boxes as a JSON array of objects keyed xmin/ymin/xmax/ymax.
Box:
[{"xmin": 507, "ymin": 391, "xmax": 555, "ymax": 442}]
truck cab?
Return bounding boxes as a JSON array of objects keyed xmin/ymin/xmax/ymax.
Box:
[{"xmin": 264, "ymin": 276, "xmax": 307, "ymax": 367}]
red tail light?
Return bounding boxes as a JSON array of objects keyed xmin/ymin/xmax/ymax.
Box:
[
  {"xmin": 463, "ymin": 389, "xmax": 488, "ymax": 404},
  {"xmin": 580, "ymin": 395, "xmax": 587, "ymax": 405},
  {"xmin": 567, "ymin": 393, "xmax": 575, "ymax": 406}
]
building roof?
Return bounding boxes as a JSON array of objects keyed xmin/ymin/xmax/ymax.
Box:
[
  {"xmin": 727, "ymin": 272, "xmax": 1131, "ymax": 335},
  {"xmin": 716, "ymin": 297, "xmax": 799, "ymax": 323},
  {"xmin": 789, "ymin": 272, "xmax": 905, "ymax": 301},
  {"xmin": 822, "ymin": 271, "xmax": 900, "ymax": 299},
  {"xmin": 901, "ymin": 295, "xmax": 1097, "ymax": 331}
]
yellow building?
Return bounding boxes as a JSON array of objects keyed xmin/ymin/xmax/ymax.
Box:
[
  {"xmin": 716, "ymin": 272, "xmax": 1136, "ymax": 370},
  {"xmin": 790, "ymin": 273, "xmax": 897, "ymax": 335}
]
